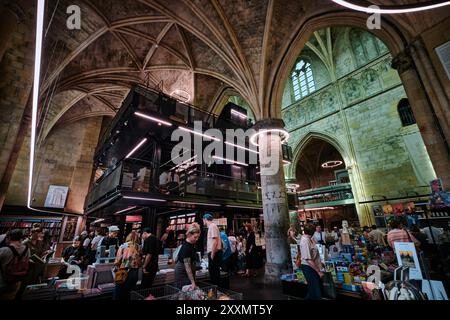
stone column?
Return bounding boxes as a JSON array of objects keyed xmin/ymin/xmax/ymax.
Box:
[
  {"xmin": 392, "ymin": 50, "xmax": 450, "ymax": 186},
  {"xmin": 0, "ymin": 93, "xmax": 31, "ymax": 211},
  {"xmin": 252, "ymin": 118, "xmax": 290, "ymax": 283}
]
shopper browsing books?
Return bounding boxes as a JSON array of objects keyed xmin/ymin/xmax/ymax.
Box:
[
  {"xmin": 203, "ymin": 213, "xmax": 222, "ymax": 285},
  {"xmin": 113, "ymin": 231, "xmax": 142, "ymax": 300},
  {"xmin": 312, "ymin": 225, "xmax": 326, "ymax": 245},
  {"xmin": 87, "ymin": 228, "xmax": 106, "ymax": 264},
  {"xmin": 0, "ymin": 229, "xmax": 30, "ymax": 300},
  {"xmin": 141, "ymin": 227, "xmax": 159, "ymax": 289},
  {"xmin": 100, "ymin": 225, "xmax": 120, "ymax": 254},
  {"xmin": 243, "ymin": 223, "xmax": 257, "ymax": 277},
  {"xmin": 368, "ymin": 225, "xmax": 386, "ymax": 246},
  {"xmin": 236, "ymin": 235, "xmax": 246, "ymax": 273},
  {"xmin": 387, "ymin": 220, "xmax": 420, "ymax": 250},
  {"xmin": 62, "ymin": 237, "xmax": 85, "ymax": 266},
  {"xmin": 300, "ymin": 223, "xmax": 324, "ymax": 300},
  {"xmin": 287, "ymin": 226, "xmax": 298, "ymax": 244},
  {"xmin": 174, "ymin": 223, "xmax": 201, "ymax": 289},
  {"xmin": 421, "ymin": 225, "xmax": 444, "ymax": 245},
  {"xmin": 227, "ymin": 230, "xmax": 237, "ymax": 274}
]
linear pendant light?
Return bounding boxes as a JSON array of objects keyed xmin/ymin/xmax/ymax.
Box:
[
  {"xmin": 178, "ymin": 126, "xmax": 220, "ymax": 141},
  {"xmin": 28, "ymin": 0, "xmax": 45, "ymax": 209},
  {"xmin": 134, "ymin": 112, "xmax": 172, "ymax": 126},
  {"xmin": 224, "ymin": 141, "xmax": 259, "ymax": 154},
  {"xmin": 212, "ymin": 155, "xmax": 248, "ymax": 166},
  {"xmin": 125, "ymin": 138, "xmax": 147, "ymax": 158}
]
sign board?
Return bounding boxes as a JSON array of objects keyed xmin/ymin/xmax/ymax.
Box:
[
  {"xmin": 125, "ymin": 215, "xmax": 142, "ymax": 223},
  {"xmin": 394, "ymin": 242, "xmax": 422, "ymax": 280},
  {"xmin": 44, "ymin": 185, "xmax": 69, "ymax": 208}
]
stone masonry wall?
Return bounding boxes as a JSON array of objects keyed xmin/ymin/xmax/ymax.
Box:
[
  {"xmin": 6, "ymin": 117, "xmax": 103, "ymax": 213},
  {"xmin": 282, "ymin": 28, "xmax": 437, "ymax": 224}
]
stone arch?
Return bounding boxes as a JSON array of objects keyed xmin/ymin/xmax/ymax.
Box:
[
  {"xmin": 269, "ymin": 11, "xmax": 411, "ymax": 119},
  {"xmin": 209, "ymin": 85, "xmax": 260, "ymax": 120},
  {"xmin": 288, "ymin": 131, "xmax": 350, "ymax": 180}
]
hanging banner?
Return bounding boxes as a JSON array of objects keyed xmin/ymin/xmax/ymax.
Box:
[{"xmin": 394, "ymin": 242, "xmax": 423, "ymax": 280}]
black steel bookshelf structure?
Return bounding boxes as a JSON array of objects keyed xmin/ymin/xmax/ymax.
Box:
[{"xmin": 84, "ymin": 85, "xmax": 263, "ymax": 233}]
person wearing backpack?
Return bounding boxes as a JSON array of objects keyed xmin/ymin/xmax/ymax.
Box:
[
  {"xmin": 220, "ymin": 229, "xmax": 232, "ymax": 272},
  {"xmin": 0, "ymin": 233, "xmax": 7, "ymax": 248},
  {"xmin": 0, "ymin": 229, "xmax": 30, "ymax": 300}
]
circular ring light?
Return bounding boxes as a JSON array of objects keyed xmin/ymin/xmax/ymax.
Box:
[
  {"xmin": 249, "ymin": 129, "xmax": 290, "ymax": 146},
  {"xmin": 170, "ymin": 89, "xmax": 191, "ymax": 102},
  {"xmin": 332, "ymin": 0, "xmax": 450, "ymax": 14},
  {"xmin": 321, "ymin": 160, "xmax": 343, "ymax": 168}
]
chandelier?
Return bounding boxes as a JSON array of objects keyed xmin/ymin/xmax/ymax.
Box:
[
  {"xmin": 321, "ymin": 160, "xmax": 343, "ymax": 168},
  {"xmin": 331, "ymin": 0, "xmax": 450, "ymax": 14}
]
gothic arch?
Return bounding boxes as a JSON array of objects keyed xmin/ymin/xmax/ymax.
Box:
[
  {"xmin": 288, "ymin": 131, "xmax": 350, "ymax": 180},
  {"xmin": 269, "ymin": 11, "xmax": 411, "ymax": 119},
  {"xmin": 209, "ymin": 85, "xmax": 260, "ymax": 120}
]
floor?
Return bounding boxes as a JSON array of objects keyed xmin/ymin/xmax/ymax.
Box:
[{"xmin": 228, "ymin": 269, "xmax": 287, "ymax": 300}]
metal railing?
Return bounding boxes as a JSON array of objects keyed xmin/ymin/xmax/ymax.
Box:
[{"xmin": 85, "ymin": 159, "xmax": 261, "ymax": 210}]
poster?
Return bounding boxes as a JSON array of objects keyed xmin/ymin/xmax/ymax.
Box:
[
  {"xmin": 60, "ymin": 216, "xmax": 81, "ymax": 243},
  {"xmin": 430, "ymin": 179, "xmax": 450, "ymax": 208},
  {"xmin": 392, "ymin": 203, "xmax": 404, "ymax": 216},
  {"xmin": 383, "ymin": 204, "xmax": 393, "ymax": 215},
  {"xmin": 394, "ymin": 242, "xmax": 422, "ymax": 280},
  {"xmin": 372, "ymin": 205, "xmax": 383, "ymax": 217},
  {"xmin": 44, "ymin": 185, "xmax": 69, "ymax": 208},
  {"xmin": 298, "ymin": 211, "xmax": 306, "ymax": 221},
  {"xmin": 404, "ymin": 202, "xmax": 415, "ymax": 214}
]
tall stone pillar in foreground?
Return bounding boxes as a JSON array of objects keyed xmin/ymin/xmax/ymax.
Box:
[{"xmin": 252, "ymin": 118, "xmax": 290, "ymax": 283}]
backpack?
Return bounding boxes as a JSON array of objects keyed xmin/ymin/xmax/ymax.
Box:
[
  {"xmin": 220, "ymin": 233, "xmax": 231, "ymax": 261},
  {"xmin": 3, "ymin": 245, "xmax": 29, "ymax": 284},
  {"xmin": 0, "ymin": 235, "xmax": 6, "ymax": 248}
]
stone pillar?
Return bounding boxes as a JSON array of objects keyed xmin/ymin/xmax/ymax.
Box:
[
  {"xmin": 252, "ymin": 119, "xmax": 290, "ymax": 283},
  {"xmin": 0, "ymin": 2, "xmax": 24, "ymax": 63},
  {"xmin": 65, "ymin": 118, "xmax": 103, "ymax": 213},
  {"xmin": 0, "ymin": 93, "xmax": 31, "ymax": 211},
  {"xmin": 392, "ymin": 50, "xmax": 450, "ymax": 186}
]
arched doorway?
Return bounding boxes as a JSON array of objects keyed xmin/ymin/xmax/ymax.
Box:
[{"xmin": 294, "ymin": 137, "xmax": 359, "ymax": 230}]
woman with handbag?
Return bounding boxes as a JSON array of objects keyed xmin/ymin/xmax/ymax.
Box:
[
  {"xmin": 299, "ymin": 223, "xmax": 324, "ymax": 300},
  {"xmin": 113, "ymin": 231, "xmax": 142, "ymax": 300}
]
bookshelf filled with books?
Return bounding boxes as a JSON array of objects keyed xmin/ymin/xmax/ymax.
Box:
[{"xmin": 0, "ymin": 216, "xmax": 63, "ymax": 242}]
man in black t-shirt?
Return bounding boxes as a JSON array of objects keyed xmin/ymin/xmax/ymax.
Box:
[
  {"xmin": 141, "ymin": 228, "xmax": 159, "ymax": 289},
  {"xmin": 100, "ymin": 226, "xmax": 120, "ymax": 255}
]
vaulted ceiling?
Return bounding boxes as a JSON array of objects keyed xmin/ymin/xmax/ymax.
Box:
[{"xmin": 38, "ymin": 0, "xmax": 449, "ymax": 142}]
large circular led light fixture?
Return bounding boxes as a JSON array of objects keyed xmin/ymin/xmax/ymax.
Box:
[
  {"xmin": 321, "ymin": 160, "xmax": 343, "ymax": 168},
  {"xmin": 332, "ymin": 0, "xmax": 450, "ymax": 14},
  {"xmin": 249, "ymin": 129, "xmax": 290, "ymax": 146},
  {"xmin": 170, "ymin": 89, "xmax": 191, "ymax": 102}
]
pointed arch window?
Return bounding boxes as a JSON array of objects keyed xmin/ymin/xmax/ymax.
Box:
[
  {"xmin": 292, "ymin": 60, "xmax": 316, "ymax": 101},
  {"xmin": 398, "ymin": 98, "xmax": 416, "ymax": 126}
]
